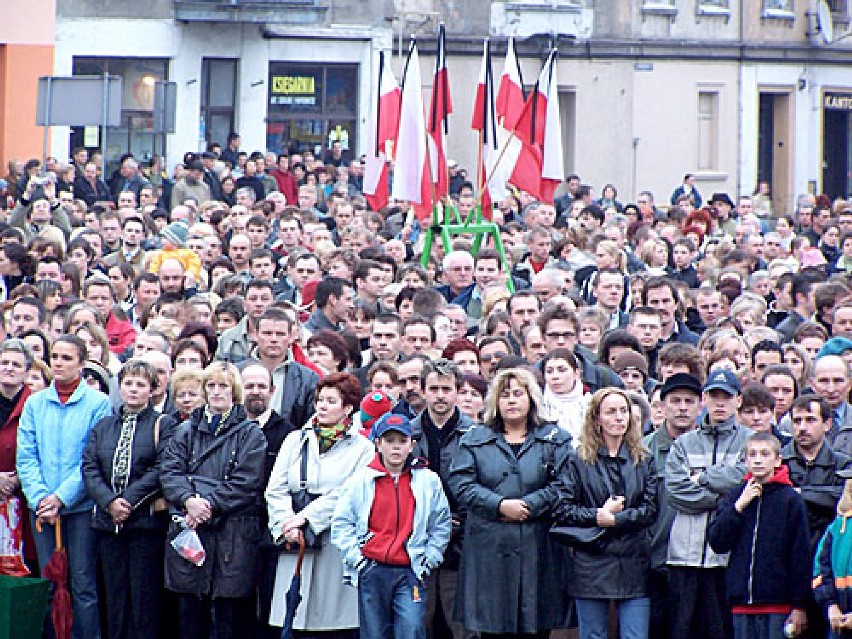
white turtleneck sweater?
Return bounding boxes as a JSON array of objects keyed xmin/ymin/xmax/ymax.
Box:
[{"xmin": 543, "ymin": 380, "xmax": 590, "ymax": 448}]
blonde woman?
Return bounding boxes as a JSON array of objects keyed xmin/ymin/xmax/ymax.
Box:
[
  {"xmin": 554, "ymin": 388, "xmax": 657, "ymax": 639},
  {"xmin": 448, "ymin": 368, "xmax": 572, "ymax": 638},
  {"xmin": 160, "ymin": 361, "xmax": 266, "ymax": 639}
]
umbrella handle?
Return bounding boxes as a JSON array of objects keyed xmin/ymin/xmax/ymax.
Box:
[
  {"xmin": 286, "ymin": 531, "xmax": 306, "ymax": 578},
  {"xmin": 34, "ymin": 516, "xmax": 63, "ymax": 551}
]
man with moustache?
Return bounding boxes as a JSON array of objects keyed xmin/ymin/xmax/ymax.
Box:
[
  {"xmin": 411, "ymin": 359, "xmax": 477, "ymax": 639},
  {"xmin": 782, "ymin": 394, "xmax": 852, "ymax": 639},
  {"xmin": 241, "ymin": 363, "xmax": 295, "ymax": 639},
  {"xmin": 392, "ymin": 354, "xmax": 429, "ymax": 419}
]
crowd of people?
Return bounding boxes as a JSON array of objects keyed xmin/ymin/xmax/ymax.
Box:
[{"xmin": 1, "ymin": 138, "xmax": 852, "ymax": 639}]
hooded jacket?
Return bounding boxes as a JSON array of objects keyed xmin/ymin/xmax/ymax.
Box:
[
  {"xmin": 707, "ymin": 466, "xmax": 811, "ymax": 608},
  {"xmin": 665, "ymin": 414, "xmax": 752, "ymax": 568},
  {"xmin": 814, "ymin": 509, "xmax": 852, "ymax": 627},
  {"xmin": 331, "ymin": 453, "xmax": 451, "ymax": 587}
]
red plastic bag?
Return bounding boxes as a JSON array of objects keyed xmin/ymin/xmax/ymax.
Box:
[
  {"xmin": 0, "ymin": 497, "xmax": 30, "ymax": 576},
  {"xmin": 171, "ymin": 527, "xmax": 206, "ymax": 566}
]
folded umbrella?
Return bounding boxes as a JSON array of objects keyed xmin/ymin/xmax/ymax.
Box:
[
  {"xmin": 37, "ymin": 517, "xmax": 72, "ymax": 639},
  {"xmin": 280, "ymin": 531, "xmax": 307, "ymax": 639}
]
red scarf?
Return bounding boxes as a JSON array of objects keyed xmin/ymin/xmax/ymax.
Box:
[{"xmin": 56, "ymin": 377, "xmax": 81, "ymax": 405}]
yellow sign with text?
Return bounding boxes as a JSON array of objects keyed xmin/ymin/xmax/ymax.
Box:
[{"xmin": 271, "ymin": 76, "xmax": 315, "ymax": 96}]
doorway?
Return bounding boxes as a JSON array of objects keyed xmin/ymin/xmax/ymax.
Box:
[
  {"xmin": 757, "ymin": 90, "xmax": 793, "ymax": 214},
  {"xmin": 823, "ymin": 105, "xmax": 851, "ymax": 199}
]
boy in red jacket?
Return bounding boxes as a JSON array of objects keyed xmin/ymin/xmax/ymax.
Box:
[{"xmin": 332, "ymin": 414, "xmax": 451, "ymax": 639}]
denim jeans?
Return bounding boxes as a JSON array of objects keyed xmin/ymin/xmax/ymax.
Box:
[
  {"xmin": 732, "ymin": 613, "xmax": 787, "ymax": 639},
  {"xmin": 30, "ymin": 510, "xmax": 101, "ymax": 639},
  {"xmin": 575, "ymin": 597, "xmax": 650, "ymax": 639},
  {"xmin": 359, "ymin": 562, "xmax": 426, "ymax": 639}
]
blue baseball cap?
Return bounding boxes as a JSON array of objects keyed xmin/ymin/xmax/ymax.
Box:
[
  {"xmin": 372, "ymin": 413, "xmax": 413, "ymax": 439},
  {"xmin": 703, "ymin": 369, "xmax": 741, "ymax": 396}
]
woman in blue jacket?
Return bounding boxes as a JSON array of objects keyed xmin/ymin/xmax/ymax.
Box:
[{"xmin": 16, "ymin": 334, "xmax": 112, "ymax": 639}]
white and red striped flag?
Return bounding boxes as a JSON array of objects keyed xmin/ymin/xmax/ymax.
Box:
[
  {"xmin": 496, "ymin": 37, "xmax": 524, "ymax": 130},
  {"xmin": 427, "ymin": 23, "xmax": 453, "ymax": 201},
  {"xmin": 505, "ymin": 49, "xmax": 563, "ymax": 203},
  {"xmin": 390, "ymin": 41, "xmax": 432, "ymax": 221},
  {"xmin": 471, "ymin": 39, "xmax": 502, "ymax": 219},
  {"xmin": 363, "ymin": 51, "xmax": 400, "ymax": 211}
]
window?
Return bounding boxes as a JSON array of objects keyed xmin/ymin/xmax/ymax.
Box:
[
  {"xmin": 70, "ymin": 57, "xmax": 168, "ymax": 177},
  {"xmin": 699, "ymin": 0, "xmax": 728, "ymax": 6},
  {"xmin": 763, "ymin": 0, "xmax": 794, "ymax": 17},
  {"xmin": 643, "ymin": 0, "xmax": 677, "ymax": 15},
  {"xmin": 697, "ymin": 91, "xmax": 719, "ymax": 171},
  {"xmin": 697, "ymin": 0, "xmax": 730, "ymax": 16},
  {"xmin": 266, "ymin": 63, "xmax": 358, "ymax": 155},
  {"xmin": 829, "ymin": 0, "xmax": 849, "ymax": 17},
  {"xmin": 200, "ymin": 59, "xmax": 237, "ymax": 148}
]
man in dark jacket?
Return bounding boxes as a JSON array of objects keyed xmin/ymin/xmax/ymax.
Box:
[
  {"xmin": 642, "ymin": 277, "xmax": 700, "ymax": 346},
  {"xmin": 241, "ymin": 363, "xmax": 296, "ymax": 639},
  {"xmin": 73, "ymin": 161, "xmax": 111, "ymax": 206},
  {"xmin": 304, "ymin": 277, "xmax": 354, "ymax": 334},
  {"xmin": 252, "ymin": 308, "xmax": 319, "ymax": 433},
  {"xmin": 643, "ymin": 373, "xmax": 702, "ymax": 639},
  {"xmin": 783, "ymin": 393, "xmax": 852, "ymax": 639},
  {"xmin": 536, "ymin": 305, "xmax": 623, "ymax": 393},
  {"xmin": 411, "ymin": 359, "xmax": 477, "ymax": 639}
]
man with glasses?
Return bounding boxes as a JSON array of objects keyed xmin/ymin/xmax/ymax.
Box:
[
  {"xmin": 535, "ymin": 305, "xmax": 623, "ymax": 393},
  {"xmin": 477, "ymin": 336, "xmax": 511, "ymax": 382}
]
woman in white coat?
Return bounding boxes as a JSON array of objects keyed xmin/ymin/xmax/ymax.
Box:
[{"xmin": 265, "ymin": 372, "xmax": 374, "ymax": 635}]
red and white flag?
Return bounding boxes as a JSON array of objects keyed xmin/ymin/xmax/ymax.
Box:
[
  {"xmin": 427, "ymin": 23, "xmax": 453, "ymax": 200},
  {"xmin": 363, "ymin": 51, "xmax": 401, "ymax": 211},
  {"xmin": 496, "ymin": 37, "xmax": 524, "ymax": 131},
  {"xmin": 390, "ymin": 41, "xmax": 432, "ymax": 221},
  {"xmin": 505, "ymin": 49, "xmax": 564, "ymax": 204},
  {"xmin": 471, "ymin": 39, "xmax": 502, "ymax": 218}
]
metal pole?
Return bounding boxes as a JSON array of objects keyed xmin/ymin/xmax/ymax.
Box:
[
  {"xmin": 42, "ymin": 77, "xmax": 53, "ymax": 171},
  {"xmin": 102, "ymin": 72, "xmax": 110, "ymax": 176}
]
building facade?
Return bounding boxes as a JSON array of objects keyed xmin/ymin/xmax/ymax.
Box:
[{"xmin": 2, "ymin": 0, "xmax": 850, "ymax": 213}]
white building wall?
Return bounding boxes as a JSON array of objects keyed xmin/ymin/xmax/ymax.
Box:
[{"xmin": 53, "ymin": 17, "xmax": 391, "ymax": 170}]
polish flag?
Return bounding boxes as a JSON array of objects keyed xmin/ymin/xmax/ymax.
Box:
[
  {"xmin": 471, "ymin": 39, "xmax": 504, "ymax": 219},
  {"xmin": 427, "ymin": 23, "xmax": 453, "ymax": 200},
  {"xmin": 505, "ymin": 49, "xmax": 563, "ymax": 204},
  {"xmin": 363, "ymin": 51, "xmax": 400, "ymax": 212},
  {"xmin": 496, "ymin": 37, "xmax": 524, "ymax": 130},
  {"xmin": 390, "ymin": 41, "xmax": 432, "ymax": 221}
]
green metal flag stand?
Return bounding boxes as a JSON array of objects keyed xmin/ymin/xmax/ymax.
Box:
[{"xmin": 420, "ymin": 201, "xmax": 515, "ymax": 293}]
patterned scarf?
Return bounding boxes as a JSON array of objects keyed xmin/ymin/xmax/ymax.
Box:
[
  {"xmin": 111, "ymin": 410, "xmax": 139, "ymax": 494},
  {"xmin": 314, "ymin": 417, "xmax": 350, "ymax": 454}
]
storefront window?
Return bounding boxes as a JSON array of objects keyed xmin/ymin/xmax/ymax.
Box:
[
  {"xmin": 70, "ymin": 57, "xmax": 169, "ymax": 180},
  {"xmin": 267, "ymin": 63, "xmax": 358, "ymax": 156}
]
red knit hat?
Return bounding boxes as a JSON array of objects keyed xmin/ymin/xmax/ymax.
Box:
[{"xmin": 360, "ymin": 391, "xmax": 393, "ymax": 437}]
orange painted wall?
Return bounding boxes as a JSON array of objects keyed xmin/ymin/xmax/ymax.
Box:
[{"xmin": 0, "ymin": 44, "xmax": 55, "ymax": 172}]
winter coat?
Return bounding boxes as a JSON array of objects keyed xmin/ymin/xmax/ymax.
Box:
[
  {"xmin": 331, "ymin": 454, "xmax": 452, "ymax": 586},
  {"xmin": 814, "ymin": 513, "xmax": 852, "ymax": 632},
  {"xmin": 665, "ymin": 415, "xmax": 752, "ymax": 568},
  {"xmin": 707, "ymin": 467, "xmax": 811, "ymax": 608},
  {"xmin": 82, "ymin": 407, "xmax": 176, "ymax": 532},
  {"xmin": 17, "ymin": 381, "xmax": 112, "ymax": 514},
  {"xmin": 554, "ymin": 444, "xmax": 658, "ymax": 599},
  {"xmin": 265, "ymin": 423, "xmax": 374, "ymax": 629},
  {"xmin": 643, "ymin": 424, "xmax": 678, "ymax": 570},
  {"xmin": 269, "ymin": 361, "xmax": 320, "ymax": 434},
  {"xmin": 782, "ymin": 440, "xmax": 852, "ymax": 552},
  {"xmin": 160, "ymin": 405, "xmax": 267, "ymax": 598},
  {"xmin": 411, "ymin": 409, "xmax": 476, "ymax": 568},
  {"xmin": 448, "ymin": 423, "xmax": 573, "ymax": 634}
]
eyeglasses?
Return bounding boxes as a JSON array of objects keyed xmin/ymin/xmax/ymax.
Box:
[
  {"xmin": 480, "ymin": 352, "xmax": 507, "ymax": 363},
  {"xmin": 546, "ymin": 331, "xmax": 576, "ymax": 340}
]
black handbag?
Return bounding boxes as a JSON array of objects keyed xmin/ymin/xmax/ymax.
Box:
[
  {"xmin": 550, "ymin": 524, "xmax": 606, "ymax": 547},
  {"xmin": 279, "ymin": 438, "xmax": 324, "ymax": 552}
]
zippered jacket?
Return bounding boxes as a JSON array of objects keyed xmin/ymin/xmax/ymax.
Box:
[
  {"xmin": 331, "ymin": 453, "xmax": 451, "ymax": 586},
  {"xmin": 665, "ymin": 415, "xmax": 751, "ymax": 567},
  {"xmin": 707, "ymin": 466, "xmax": 811, "ymax": 608}
]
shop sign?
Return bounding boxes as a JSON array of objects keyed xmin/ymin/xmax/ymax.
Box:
[
  {"xmin": 270, "ymin": 75, "xmax": 317, "ymax": 106},
  {"xmin": 824, "ymin": 93, "xmax": 852, "ymax": 111}
]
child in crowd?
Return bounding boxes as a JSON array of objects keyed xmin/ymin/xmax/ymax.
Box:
[
  {"xmin": 148, "ymin": 220, "xmax": 202, "ymax": 283},
  {"xmin": 331, "ymin": 413, "xmax": 451, "ymax": 639},
  {"xmin": 708, "ymin": 431, "xmax": 810, "ymax": 639},
  {"xmin": 814, "ymin": 472, "xmax": 852, "ymax": 637}
]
